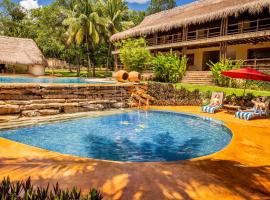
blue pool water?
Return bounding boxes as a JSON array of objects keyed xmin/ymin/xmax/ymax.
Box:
[
  {"xmin": 0, "ymin": 76, "xmax": 110, "ymax": 84},
  {"xmin": 0, "ymin": 110, "xmax": 232, "ymax": 162}
]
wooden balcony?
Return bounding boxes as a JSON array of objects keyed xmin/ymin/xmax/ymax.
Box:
[
  {"xmin": 146, "ymin": 18, "xmax": 270, "ymax": 48},
  {"xmin": 238, "ymin": 58, "xmax": 270, "ymax": 72}
]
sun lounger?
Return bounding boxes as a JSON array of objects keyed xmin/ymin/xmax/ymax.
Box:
[
  {"xmin": 235, "ymin": 108, "xmax": 268, "ymax": 120},
  {"xmin": 202, "ymin": 92, "xmax": 224, "ymax": 114}
]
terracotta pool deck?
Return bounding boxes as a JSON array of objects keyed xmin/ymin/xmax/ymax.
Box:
[{"xmin": 0, "ymin": 106, "xmax": 269, "ymax": 200}]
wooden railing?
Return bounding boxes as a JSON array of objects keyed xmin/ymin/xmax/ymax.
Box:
[
  {"xmin": 146, "ymin": 17, "xmax": 270, "ymax": 46},
  {"xmin": 235, "ymin": 58, "xmax": 270, "ymax": 71}
]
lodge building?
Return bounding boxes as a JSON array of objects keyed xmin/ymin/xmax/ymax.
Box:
[{"xmin": 111, "ymin": 0, "xmax": 270, "ymax": 83}]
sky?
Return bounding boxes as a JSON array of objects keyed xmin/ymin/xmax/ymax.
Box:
[{"xmin": 13, "ymin": 0, "xmax": 196, "ymax": 11}]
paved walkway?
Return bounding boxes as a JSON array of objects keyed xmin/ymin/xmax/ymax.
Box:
[{"xmin": 0, "ymin": 106, "xmax": 269, "ymax": 200}]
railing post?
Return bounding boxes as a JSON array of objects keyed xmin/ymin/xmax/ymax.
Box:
[
  {"xmin": 182, "ymin": 25, "xmax": 188, "ymax": 41},
  {"xmin": 254, "ymin": 59, "xmax": 257, "ymax": 70},
  {"xmin": 154, "ymin": 33, "xmax": 158, "ymax": 45},
  {"xmin": 240, "ymin": 20, "xmax": 244, "ymax": 33}
]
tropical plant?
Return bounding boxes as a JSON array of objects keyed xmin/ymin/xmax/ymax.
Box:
[
  {"xmin": 151, "ymin": 50, "xmax": 187, "ymax": 83},
  {"xmin": 117, "ymin": 38, "xmax": 152, "ymax": 72},
  {"xmin": 0, "ymin": 176, "xmax": 103, "ymax": 200},
  {"xmin": 99, "ymin": 0, "xmax": 134, "ymax": 69},
  {"xmin": 63, "ymin": 0, "xmax": 107, "ymax": 77},
  {"xmin": 208, "ymin": 59, "xmax": 243, "ymax": 87},
  {"xmin": 146, "ymin": 0, "xmax": 176, "ymax": 15}
]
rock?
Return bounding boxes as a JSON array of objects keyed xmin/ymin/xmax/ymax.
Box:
[
  {"xmin": 31, "ymin": 99, "xmax": 66, "ymax": 104},
  {"xmin": 0, "ymin": 101, "xmax": 6, "ymax": 105},
  {"xmin": 112, "ymin": 102, "xmax": 128, "ymax": 108},
  {"xmin": 0, "ymin": 105, "xmax": 20, "ymax": 115},
  {"xmin": 39, "ymin": 109, "xmax": 60, "ymax": 115},
  {"xmin": 82, "ymin": 104, "xmax": 105, "ymax": 111},
  {"xmin": 22, "ymin": 103, "xmax": 64, "ymax": 110},
  {"xmin": 63, "ymin": 106, "xmax": 86, "ymax": 113},
  {"xmin": 5, "ymin": 100, "xmax": 31, "ymax": 105},
  {"xmin": 21, "ymin": 110, "xmax": 40, "ymax": 117}
]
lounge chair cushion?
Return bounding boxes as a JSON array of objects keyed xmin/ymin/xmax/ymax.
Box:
[
  {"xmin": 202, "ymin": 105, "xmax": 222, "ymax": 114},
  {"xmin": 235, "ymin": 109, "xmax": 267, "ymax": 120},
  {"xmin": 235, "ymin": 111, "xmax": 255, "ymax": 120}
]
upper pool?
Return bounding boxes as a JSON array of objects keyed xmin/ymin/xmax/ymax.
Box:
[
  {"xmin": 0, "ymin": 76, "xmax": 113, "ymax": 84},
  {"xmin": 0, "ymin": 110, "xmax": 232, "ymax": 162}
]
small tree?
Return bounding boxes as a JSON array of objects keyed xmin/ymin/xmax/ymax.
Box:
[
  {"xmin": 208, "ymin": 59, "xmax": 243, "ymax": 87},
  {"xmin": 117, "ymin": 38, "xmax": 152, "ymax": 72},
  {"xmin": 151, "ymin": 50, "xmax": 187, "ymax": 83}
]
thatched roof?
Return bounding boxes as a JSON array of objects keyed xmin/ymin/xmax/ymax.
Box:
[
  {"xmin": 0, "ymin": 36, "xmax": 46, "ymax": 66},
  {"xmin": 111, "ymin": 0, "xmax": 270, "ymax": 41}
]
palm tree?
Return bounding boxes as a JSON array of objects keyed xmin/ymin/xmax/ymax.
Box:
[
  {"xmin": 101, "ymin": 0, "xmax": 134, "ymax": 69},
  {"xmin": 63, "ymin": 0, "xmax": 106, "ymax": 77}
]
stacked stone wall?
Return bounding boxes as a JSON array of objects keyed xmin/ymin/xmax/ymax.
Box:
[{"xmin": 0, "ymin": 84, "xmax": 136, "ymax": 117}]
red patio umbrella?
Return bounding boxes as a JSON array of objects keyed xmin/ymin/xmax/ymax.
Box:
[{"xmin": 221, "ymin": 67, "xmax": 270, "ymax": 95}]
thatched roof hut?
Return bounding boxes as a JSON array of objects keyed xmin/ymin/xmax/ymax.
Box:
[
  {"xmin": 0, "ymin": 36, "xmax": 46, "ymax": 66},
  {"xmin": 110, "ymin": 0, "xmax": 270, "ymax": 42}
]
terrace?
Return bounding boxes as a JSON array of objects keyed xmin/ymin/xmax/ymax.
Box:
[{"xmin": 146, "ymin": 17, "xmax": 270, "ymax": 47}]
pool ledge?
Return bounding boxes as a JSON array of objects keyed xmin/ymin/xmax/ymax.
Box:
[{"xmin": 0, "ymin": 106, "xmax": 269, "ymax": 199}]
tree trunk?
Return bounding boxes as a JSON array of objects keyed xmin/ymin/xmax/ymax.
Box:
[
  {"xmin": 76, "ymin": 54, "xmax": 80, "ymax": 77},
  {"xmin": 85, "ymin": 35, "xmax": 93, "ymax": 77},
  {"xmin": 106, "ymin": 42, "xmax": 112, "ymax": 71}
]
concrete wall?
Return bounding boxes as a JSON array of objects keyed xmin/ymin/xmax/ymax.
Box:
[
  {"xmin": 28, "ymin": 65, "xmax": 45, "ymax": 76},
  {"xmin": 186, "ymin": 41, "xmax": 270, "ymax": 71}
]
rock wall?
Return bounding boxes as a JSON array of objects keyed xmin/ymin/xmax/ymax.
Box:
[
  {"xmin": 147, "ymin": 82, "xmax": 202, "ymax": 106},
  {"xmin": 0, "ymin": 84, "xmax": 135, "ymax": 117}
]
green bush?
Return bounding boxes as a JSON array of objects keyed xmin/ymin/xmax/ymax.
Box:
[
  {"xmin": 208, "ymin": 59, "xmax": 243, "ymax": 87},
  {"xmin": 0, "ymin": 177, "xmax": 102, "ymax": 200},
  {"xmin": 117, "ymin": 38, "xmax": 152, "ymax": 72},
  {"xmin": 151, "ymin": 51, "xmax": 187, "ymax": 83}
]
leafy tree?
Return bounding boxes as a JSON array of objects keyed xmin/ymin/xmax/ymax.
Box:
[
  {"xmin": 63, "ymin": 0, "xmax": 107, "ymax": 77},
  {"xmin": 117, "ymin": 38, "xmax": 152, "ymax": 72},
  {"xmin": 99, "ymin": 0, "xmax": 134, "ymax": 69},
  {"xmin": 127, "ymin": 10, "xmax": 145, "ymax": 26},
  {"xmin": 151, "ymin": 50, "xmax": 187, "ymax": 83},
  {"xmin": 146, "ymin": 0, "xmax": 176, "ymax": 15}
]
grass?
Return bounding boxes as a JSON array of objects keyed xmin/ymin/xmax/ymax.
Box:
[
  {"xmin": 45, "ymin": 69, "xmax": 112, "ymax": 78},
  {"xmin": 176, "ymin": 83, "xmax": 270, "ymax": 96}
]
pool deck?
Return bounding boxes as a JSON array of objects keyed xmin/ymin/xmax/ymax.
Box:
[{"xmin": 0, "ymin": 106, "xmax": 269, "ymax": 200}]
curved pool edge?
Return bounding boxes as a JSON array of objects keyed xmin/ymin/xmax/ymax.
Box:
[
  {"xmin": 0, "ymin": 108, "xmax": 233, "ymax": 164},
  {"xmin": 0, "ymin": 106, "xmax": 270, "ymax": 199}
]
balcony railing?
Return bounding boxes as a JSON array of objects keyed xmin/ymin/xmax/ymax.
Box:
[
  {"xmin": 146, "ymin": 17, "xmax": 270, "ymax": 46},
  {"xmin": 239, "ymin": 58, "xmax": 270, "ymax": 72}
]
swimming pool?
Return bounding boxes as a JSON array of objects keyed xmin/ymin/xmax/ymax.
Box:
[
  {"xmin": 0, "ymin": 76, "xmax": 111, "ymax": 84},
  {"xmin": 0, "ymin": 110, "xmax": 232, "ymax": 162}
]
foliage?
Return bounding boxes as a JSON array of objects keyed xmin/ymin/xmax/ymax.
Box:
[
  {"xmin": 175, "ymin": 83, "xmax": 270, "ymax": 97},
  {"xmin": 146, "ymin": 0, "xmax": 176, "ymax": 15},
  {"xmin": 0, "ymin": 176, "xmax": 102, "ymax": 200},
  {"xmin": 127, "ymin": 10, "xmax": 145, "ymax": 25},
  {"xmin": 117, "ymin": 38, "xmax": 152, "ymax": 72},
  {"xmin": 0, "ymin": 0, "xmax": 140, "ymax": 75},
  {"xmin": 208, "ymin": 59, "xmax": 243, "ymax": 87},
  {"xmin": 151, "ymin": 50, "xmax": 187, "ymax": 83}
]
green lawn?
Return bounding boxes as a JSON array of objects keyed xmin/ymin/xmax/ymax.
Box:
[
  {"xmin": 176, "ymin": 83, "xmax": 270, "ymax": 96},
  {"xmin": 45, "ymin": 69, "xmax": 112, "ymax": 78}
]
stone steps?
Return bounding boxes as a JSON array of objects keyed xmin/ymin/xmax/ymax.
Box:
[{"xmin": 182, "ymin": 71, "xmax": 214, "ymax": 85}]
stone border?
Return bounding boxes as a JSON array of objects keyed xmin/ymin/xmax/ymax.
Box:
[{"xmin": 0, "ymin": 109, "xmax": 134, "ymax": 130}]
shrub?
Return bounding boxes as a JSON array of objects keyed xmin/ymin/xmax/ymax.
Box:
[
  {"xmin": 0, "ymin": 176, "xmax": 103, "ymax": 200},
  {"xmin": 117, "ymin": 38, "xmax": 152, "ymax": 72},
  {"xmin": 151, "ymin": 50, "xmax": 187, "ymax": 83},
  {"xmin": 208, "ymin": 59, "xmax": 243, "ymax": 87}
]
